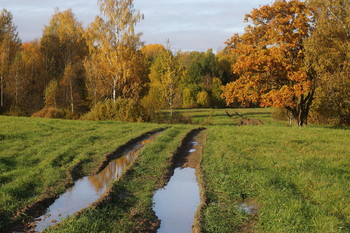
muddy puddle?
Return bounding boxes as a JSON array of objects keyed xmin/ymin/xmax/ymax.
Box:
[
  {"xmin": 33, "ymin": 132, "xmax": 160, "ymax": 232},
  {"xmin": 153, "ymin": 129, "xmax": 204, "ymax": 233}
]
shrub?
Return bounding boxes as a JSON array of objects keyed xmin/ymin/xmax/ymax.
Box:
[
  {"xmin": 32, "ymin": 107, "xmax": 65, "ymax": 119},
  {"xmin": 82, "ymin": 98, "xmax": 146, "ymax": 122},
  {"xmin": 197, "ymin": 91, "xmax": 210, "ymax": 107},
  {"xmin": 272, "ymin": 108, "xmax": 289, "ymax": 121}
]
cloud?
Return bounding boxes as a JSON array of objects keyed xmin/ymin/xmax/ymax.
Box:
[{"xmin": 1, "ymin": 0, "xmax": 274, "ymax": 50}]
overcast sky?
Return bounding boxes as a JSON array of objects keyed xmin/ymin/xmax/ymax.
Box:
[{"xmin": 0, "ymin": 0, "xmax": 273, "ymax": 51}]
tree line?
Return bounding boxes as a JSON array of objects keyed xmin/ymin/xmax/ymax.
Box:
[
  {"xmin": 1, "ymin": 0, "xmax": 349, "ymax": 126},
  {"xmin": 0, "ymin": 0, "xmax": 232, "ymax": 122}
]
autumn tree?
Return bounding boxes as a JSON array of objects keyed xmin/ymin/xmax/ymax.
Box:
[
  {"xmin": 0, "ymin": 9, "xmax": 20, "ymax": 112},
  {"xmin": 223, "ymin": 0, "xmax": 315, "ymax": 126},
  {"xmin": 84, "ymin": 0, "xmax": 145, "ymax": 105},
  {"xmin": 305, "ymin": 0, "xmax": 350, "ymax": 125},
  {"xmin": 40, "ymin": 9, "xmax": 87, "ymax": 114},
  {"xmin": 7, "ymin": 42, "xmax": 47, "ymax": 114},
  {"xmin": 141, "ymin": 44, "xmax": 166, "ymax": 64},
  {"xmin": 7, "ymin": 52, "xmax": 24, "ymax": 113}
]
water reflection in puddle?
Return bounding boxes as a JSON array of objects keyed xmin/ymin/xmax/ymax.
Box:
[
  {"xmin": 153, "ymin": 168, "xmax": 200, "ymax": 233},
  {"xmin": 34, "ymin": 134, "xmax": 158, "ymax": 232},
  {"xmin": 153, "ymin": 133, "xmax": 202, "ymax": 233},
  {"xmin": 238, "ymin": 203, "xmax": 258, "ymax": 215}
]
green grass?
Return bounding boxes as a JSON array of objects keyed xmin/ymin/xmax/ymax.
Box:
[
  {"xmin": 172, "ymin": 107, "xmax": 276, "ymax": 125},
  {"xmin": 200, "ymin": 124, "xmax": 350, "ymax": 232},
  {"xmin": 46, "ymin": 125, "xmax": 195, "ymax": 233},
  {"xmin": 1, "ymin": 108, "xmax": 350, "ymax": 233},
  {"xmin": 0, "ymin": 116, "xmax": 163, "ymax": 230}
]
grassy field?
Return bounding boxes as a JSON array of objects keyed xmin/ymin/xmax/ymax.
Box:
[
  {"xmin": 199, "ymin": 121, "xmax": 350, "ymax": 232},
  {"xmin": 173, "ymin": 108, "xmax": 276, "ymax": 126},
  {"xmin": 0, "ymin": 116, "xmax": 163, "ymax": 230},
  {"xmin": 1, "ymin": 109, "xmax": 350, "ymax": 232}
]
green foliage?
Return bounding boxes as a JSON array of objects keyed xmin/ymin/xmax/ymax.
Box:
[
  {"xmin": 148, "ymin": 48, "xmax": 180, "ymax": 113},
  {"xmin": 182, "ymin": 88, "xmax": 197, "ymax": 108},
  {"xmin": 82, "ymin": 98, "xmax": 146, "ymax": 122},
  {"xmin": 210, "ymin": 77, "xmax": 225, "ymax": 107},
  {"xmin": 177, "ymin": 50, "xmax": 225, "ymax": 109}
]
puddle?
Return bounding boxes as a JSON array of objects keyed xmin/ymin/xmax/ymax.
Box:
[
  {"xmin": 153, "ymin": 130, "xmax": 203, "ymax": 233},
  {"xmin": 238, "ymin": 203, "xmax": 258, "ymax": 215},
  {"xmin": 153, "ymin": 168, "xmax": 200, "ymax": 233},
  {"xmin": 33, "ymin": 132, "xmax": 160, "ymax": 232}
]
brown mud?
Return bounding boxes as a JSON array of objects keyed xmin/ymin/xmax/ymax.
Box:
[
  {"xmin": 171, "ymin": 128, "xmax": 206, "ymax": 169},
  {"xmin": 9, "ymin": 128, "xmax": 165, "ymax": 233}
]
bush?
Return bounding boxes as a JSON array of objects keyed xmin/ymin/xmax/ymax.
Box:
[
  {"xmin": 82, "ymin": 98, "xmax": 146, "ymax": 122},
  {"xmin": 197, "ymin": 91, "xmax": 210, "ymax": 107},
  {"xmin": 32, "ymin": 107, "xmax": 65, "ymax": 119},
  {"xmin": 272, "ymin": 108, "xmax": 289, "ymax": 121},
  {"xmin": 6, "ymin": 108, "xmax": 26, "ymax": 117}
]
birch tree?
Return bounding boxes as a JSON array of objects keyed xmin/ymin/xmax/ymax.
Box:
[{"xmin": 85, "ymin": 0, "xmax": 145, "ymax": 103}]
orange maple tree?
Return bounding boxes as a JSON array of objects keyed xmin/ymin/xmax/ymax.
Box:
[{"xmin": 223, "ymin": 0, "xmax": 315, "ymax": 126}]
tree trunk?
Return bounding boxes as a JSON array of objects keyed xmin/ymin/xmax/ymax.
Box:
[
  {"xmin": 0, "ymin": 75, "xmax": 3, "ymax": 108},
  {"xmin": 15, "ymin": 68, "xmax": 19, "ymax": 110},
  {"xmin": 113, "ymin": 79, "xmax": 116, "ymax": 103},
  {"xmin": 69, "ymin": 79, "xmax": 74, "ymax": 113},
  {"xmin": 287, "ymin": 91, "xmax": 314, "ymax": 127},
  {"xmin": 169, "ymin": 83, "xmax": 173, "ymax": 117}
]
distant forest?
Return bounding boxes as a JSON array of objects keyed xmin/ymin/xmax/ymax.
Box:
[{"xmin": 0, "ymin": 0, "xmax": 349, "ymax": 126}]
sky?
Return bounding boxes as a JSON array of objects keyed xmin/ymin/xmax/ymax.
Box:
[{"xmin": 0, "ymin": 0, "xmax": 274, "ymax": 51}]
